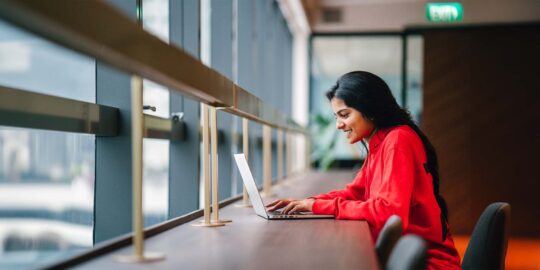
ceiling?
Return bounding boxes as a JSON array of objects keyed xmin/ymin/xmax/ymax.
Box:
[{"xmin": 303, "ymin": 0, "xmax": 540, "ymax": 33}]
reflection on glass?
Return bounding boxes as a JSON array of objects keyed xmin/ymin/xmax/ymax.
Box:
[
  {"xmin": 142, "ymin": 0, "xmax": 170, "ymax": 119},
  {"xmin": 0, "ymin": 18, "xmax": 95, "ymax": 268},
  {"xmin": 0, "ymin": 20, "xmax": 95, "ymax": 103},
  {"xmin": 310, "ymin": 36, "xmax": 402, "ymax": 161},
  {"xmin": 0, "ymin": 127, "xmax": 94, "ymax": 268},
  {"xmin": 141, "ymin": 0, "xmax": 170, "ymax": 226},
  {"xmin": 143, "ymin": 80, "xmax": 170, "ymax": 118},
  {"xmin": 142, "ymin": 0, "xmax": 169, "ymax": 43},
  {"xmin": 143, "ymin": 139, "xmax": 169, "ymax": 226}
]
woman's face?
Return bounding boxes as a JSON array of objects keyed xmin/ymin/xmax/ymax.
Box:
[{"xmin": 330, "ymin": 97, "xmax": 375, "ymax": 144}]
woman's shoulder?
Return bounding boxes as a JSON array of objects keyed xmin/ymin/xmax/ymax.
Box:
[{"xmin": 382, "ymin": 125, "xmax": 422, "ymax": 150}]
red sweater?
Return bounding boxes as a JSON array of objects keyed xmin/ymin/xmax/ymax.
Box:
[{"xmin": 311, "ymin": 126, "xmax": 462, "ymax": 270}]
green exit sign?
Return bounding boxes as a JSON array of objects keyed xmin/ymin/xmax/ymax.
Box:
[{"xmin": 426, "ymin": 3, "xmax": 463, "ymax": 22}]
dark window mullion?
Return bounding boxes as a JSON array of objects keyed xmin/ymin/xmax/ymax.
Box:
[
  {"xmin": 94, "ymin": 0, "xmax": 137, "ymax": 245},
  {"xmin": 168, "ymin": 0, "xmax": 201, "ymax": 218}
]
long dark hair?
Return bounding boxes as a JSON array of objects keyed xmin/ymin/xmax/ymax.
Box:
[{"xmin": 326, "ymin": 71, "xmax": 448, "ymax": 240}]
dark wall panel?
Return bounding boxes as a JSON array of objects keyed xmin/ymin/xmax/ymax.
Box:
[
  {"xmin": 168, "ymin": 0, "xmax": 200, "ymax": 218},
  {"xmin": 423, "ymin": 25, "xmax": 540, "ymax": 236},
  {"xmin": 94, "ymin": 0, "xmax": 137, "ymax": 244},
  {"xmin": 211, "ymin": 0, "xmax": 234, "ymax": 198}
]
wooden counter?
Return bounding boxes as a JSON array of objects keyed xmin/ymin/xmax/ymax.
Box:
[{"xmin": 72, "ymin": 171, "xmax": 379, "ymax": 270}]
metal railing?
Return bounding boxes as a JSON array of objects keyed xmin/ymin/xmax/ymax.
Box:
[
  {"xmin": 0, "ymin": 0, "xmax": 307, "ymax": 134},
  {"xmin": 0, "ymin": 0, "xmax": 310, "ymax": 265}
]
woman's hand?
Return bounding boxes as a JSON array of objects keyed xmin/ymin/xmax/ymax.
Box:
[
  {"xmin": 266, "ymin": 198, "xmax": 315, "ymax": 214},
  {"xmin": 265, "ymin": 198, "xmax": 294, "ymax": 212}
]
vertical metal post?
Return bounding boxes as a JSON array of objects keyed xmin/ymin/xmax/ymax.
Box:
[
  {"xmin": 193, "ymin": 103, "xmax": 222, "ymax": 228},
  {"xmin": 236, "ymin": 118, "xmax": 251, "ymax": 207},
  {"xmin": 262, "ymin": 124, "xmax": 273, "ymax": 197},
  {"xmin": 305, "ymin": 134, "xmax": 311, "ymax": 172},
  {"xmin": 291, "ymin": 133, "xmax": 298, "ymax": 175},
  {"xmin": 286, "ymin": 131, "xmax": 292, "ymax": 179},
  {"xmin": 132, "ymin": 76, "xmax": 144, "ymax": 258},
  {"xmin": 114, "ymin": 76, "xmax": 164, "ymax": 263},
  {"xmin": 277, "ymin": 129, "xmax": 283, "ymax": 183},
  {"xmin": 210, "ymin": 106, "xmax": 231, "ymax": 224}
]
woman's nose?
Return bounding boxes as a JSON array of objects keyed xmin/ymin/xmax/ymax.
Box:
[{"xmin": 336, "ymin": 120, "xmax": 345, "ymax": 129}]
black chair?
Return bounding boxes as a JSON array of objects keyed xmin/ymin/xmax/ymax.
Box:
[
  {"xmin": 462, "ymin": 202, "xmax": 511, "ymax": 270},
  {"xmin": 386, "ymin": 234, "xmax": 427, "ymax": 270},
  {"xmin": 376, "ymin": 215, "xmax": 403, "ymax": 269}
]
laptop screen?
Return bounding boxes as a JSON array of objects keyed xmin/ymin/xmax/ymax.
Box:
[{"xmin": 233, "ymin": 153, "xmax": 269, "ymax": 218}]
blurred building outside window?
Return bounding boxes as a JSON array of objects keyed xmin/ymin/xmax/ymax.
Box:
[{"xmin": 0, "ymin": 19, "xmax": 95, "ymax": 268}]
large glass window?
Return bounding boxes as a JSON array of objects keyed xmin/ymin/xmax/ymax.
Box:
[
  {"xmin": 310, "ymin": 36, "xmax": 402, "ymax": 164},
  {"xmin": 141, "ymin": 0, "xmax": 169, "ymax": 226},
  {"xmin": 143, "ymin": 139, "xmax": 168, "ymax": 226},
  {"xmin": 0, "ymin": 20, "xmax": 95, "ymax": 268},
  {"xmin": 0, "ymin": 20, "xmax": 95, "ymax": 102},
  {"xmin": 142, "ymin": 0, "xmax": 170, "ymax": 119}
]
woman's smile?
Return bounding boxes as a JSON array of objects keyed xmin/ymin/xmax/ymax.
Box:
[{"xmin": 330, "ymin": 97, "xmax": 374, "ymax": 144}]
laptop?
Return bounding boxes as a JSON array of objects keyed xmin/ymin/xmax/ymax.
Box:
[{"xmin": 233, "ymin": 153, "xmax": 334, "ymax": 220}]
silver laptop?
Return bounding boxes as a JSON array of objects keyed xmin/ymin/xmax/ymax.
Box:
[{"xmin": 233, "ymin": 154, "xmax": 334, "ymax": 220}]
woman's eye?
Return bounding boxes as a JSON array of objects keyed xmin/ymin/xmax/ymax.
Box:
[{"xmin": 340, "ymin": 114, "xmax": 349, "ymax": 119}]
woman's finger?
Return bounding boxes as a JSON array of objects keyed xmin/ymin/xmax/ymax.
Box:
[
  {"xmin": 265, "ymin": 198, "xmax": 291, "ymax": 207},
  {"xmin": 265, "ymin": 199, "xmax": 281, "ymax": 207},
  {"xmin": 290, "ymin": 205, "xmax": 303, "ymax": 214},
  {"xmin": 282, "ymin": 201, "xmax": 298, "ymax": 214},
  {"xmin": 267, "ymin": 200, "xmax": 288, "ymax": 211}
]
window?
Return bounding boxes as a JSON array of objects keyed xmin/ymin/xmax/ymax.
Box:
[
  {"xmin": 0, "ymin": 20, "xmax": 95, "ymax": 268},
  {"xmin": 141, "ymin": 0, "xmax": 169, "ymax": 226}
]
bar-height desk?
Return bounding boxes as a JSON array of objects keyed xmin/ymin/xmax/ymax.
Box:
[{"xmin": 73, "ymin": 171, "xmax": 380, "ymax": 270}]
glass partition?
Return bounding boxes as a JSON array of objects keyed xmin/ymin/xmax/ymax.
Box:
[
  {"xmin": 0, "ymin": 19, "xmax": 95, "ymax": 268},
  {"xmin": 0, "ymin": 0, "xmax": 297, "ymax": 267},
  {"xmin": 141, "ymin": 0, "xmax": 169, "ymax": 226}
]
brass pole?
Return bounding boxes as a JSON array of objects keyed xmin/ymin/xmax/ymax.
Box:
[
  {"xmin": 210, "ymin": 106, "xmax": 231, "ymax": 224},
  {"xmin": 132, "ymin": 76, "xmax": 144, "ymax": 258},
  {"xmin": 305, "ymin": 134, "xmax": 311, "ymax": 172},
  {"xmin": 193, "ymin": 103, "xmax": 222, "ymax": 228},
  {"xmin": 235, "ymin": 118, "xmax": 251, "ymax": 207},
  {"xmin": 114, "ymin": 76, "xmax": 164, "ymax": 263},
  {"xmin": 286, "ymin": 131, "xmax": 292, "ymax": 178},
  {"xmin": 262, "ymin": 125, "xmax": 273, "ymax": 197},
  {"xmin": 277, "ymin": 129, "xmax": 283, "ymax": 183}
]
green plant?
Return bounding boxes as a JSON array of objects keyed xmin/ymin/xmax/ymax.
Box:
[{"xmin": 310, "ymin": 112, "xmax": 339, "ymax": 170}]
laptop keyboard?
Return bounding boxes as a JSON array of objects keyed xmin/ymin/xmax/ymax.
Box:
[{"xmin": 269, "ymin": 210, "xmax": 305, "ymax": 217}]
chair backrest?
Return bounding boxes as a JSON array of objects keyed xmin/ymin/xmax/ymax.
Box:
[
  {"xmin": 386, "ymin": 234, "xmax": 427, "ymax": 270},
  {"xmin": 376, "ymin": 215, "xmax": 403, "ymax": 269},
  {"xmin": 462, "ymin": 202, "xmax": 511, "ymax": 270}
]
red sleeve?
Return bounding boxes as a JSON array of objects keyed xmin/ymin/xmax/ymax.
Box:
[
  {"xmin": 308, "ymin": 167, "xmax": 366, "ymax": 201},
  {"xmin": 312, "ymin": 147, "xmax": 414, "ymax": 233}
]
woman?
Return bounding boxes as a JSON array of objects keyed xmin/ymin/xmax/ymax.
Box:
[{"xmin": 266, "ymin": 71, "xmax": 462, "ymax": 269}]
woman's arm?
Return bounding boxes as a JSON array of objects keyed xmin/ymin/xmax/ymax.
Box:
[
  {"xmin": 311, "ymin": 147, "xmax": 415, "ymax": 233},
  {"xmin": 266, "ymin": 164, "xmax": 368, "ymax": 212},
  {"xmin": 309, "ymin": 167, "xmax": 367, "ymax": 201}
]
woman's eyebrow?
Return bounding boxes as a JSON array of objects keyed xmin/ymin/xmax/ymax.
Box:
[{"xmin": 335, "ymin": 109, "xmax": 348, "ymax": 116}]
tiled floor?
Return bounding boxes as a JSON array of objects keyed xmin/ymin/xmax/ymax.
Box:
[{"xmin": 453, "ymin": 235, "xmax": 540, "ymax": 270}]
